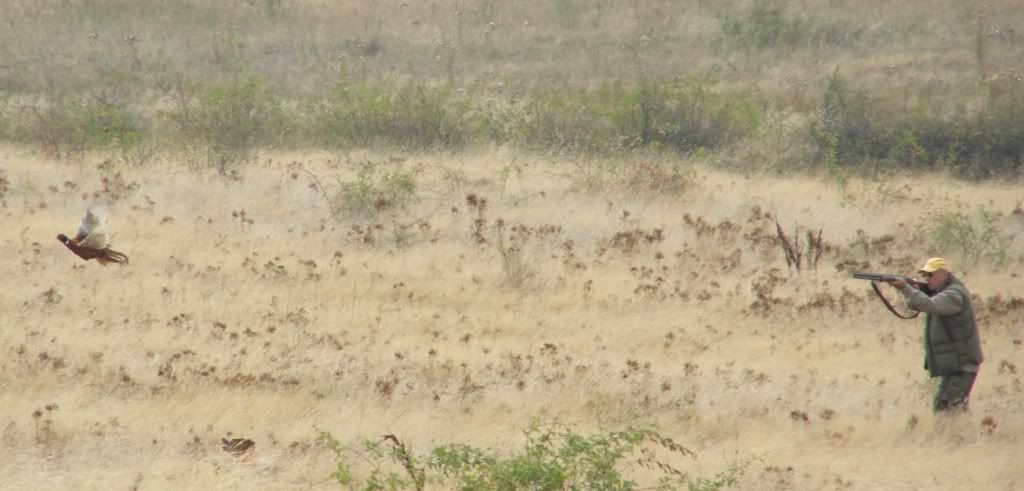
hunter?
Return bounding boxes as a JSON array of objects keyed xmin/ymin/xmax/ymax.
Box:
[{"xmin": 887, "ymin": 258, "xmax": 983, "ymax": 413}]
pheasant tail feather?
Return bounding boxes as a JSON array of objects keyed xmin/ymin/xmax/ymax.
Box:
[{"xmin": 98, "ymin": 247, "xmax": 130, "ymax": 266}]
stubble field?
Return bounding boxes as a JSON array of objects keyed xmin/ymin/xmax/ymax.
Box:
[{"xmin": 2, "ymin": 147, "xmax": 1022, "ymax": 489}]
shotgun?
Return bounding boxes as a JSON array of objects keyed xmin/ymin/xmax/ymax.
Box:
[
  {"xmin": 852, "ymin": 272, "xmax": 917, "ymax": 284},
  {"xmin": 853, "ymin": 272, "xmax": 933, "ymax": 319}
]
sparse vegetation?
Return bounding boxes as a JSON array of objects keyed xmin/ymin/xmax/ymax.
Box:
[
  {"xmin": 318, "ymin": 423, "xmax": 750, "ymax": 490},
  {"xmin": 928, "ymin": 206, "xmax": 1017, "ymax": 270},
  {"xmin": 2, "ymin": 1, "xmax": 1020, "ymax": 178},
  {"xmin": 166, "ymin": 69, "xmax": 289, "ymax": 174},
  {"xmin": 811, "ymin": 72, "xmax": 1024, "ymax": 178},
  {"xmin": 2, "ymin": 1, "xmax": 1023, "ymax": 489},
  {"xmin": 16, "ymin": 92, "xmax": 147, "ymax": 159},
  {"xmin": 313, "ymin": 80, "xmax": 469, "ymax": 151},
  {"xmin": 335, "ymin": 158, "xmax": 422, "ymax": 218}
]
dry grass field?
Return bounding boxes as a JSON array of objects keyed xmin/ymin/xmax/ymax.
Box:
[
  {"xmin": 2, "ymin": 146, "xmax": 1022, "ymax": 489},
  {"xmin": 2, "ymin": 0, "xmax": 1024, "ymax": 489}
]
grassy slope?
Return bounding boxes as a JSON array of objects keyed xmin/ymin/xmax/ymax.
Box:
[{"xmin": 2, "ymin": 146, "xmax": 1022, "ymax": 489}]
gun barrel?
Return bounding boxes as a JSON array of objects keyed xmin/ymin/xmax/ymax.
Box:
[
  {"xmin": 853, "ymin": 272, "xmax": 913, "ymax": 283},
  {"xmin": 854, "ymin": 272, "xmax": 884, "ymax": 280}
]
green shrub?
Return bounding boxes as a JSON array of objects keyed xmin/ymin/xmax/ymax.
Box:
[
  {"xmin": 314, "ymin": 80, "xmax": 468, "ymax": 150},
  {"xmin": 336, "ymin": 159, "xmax": 421, "ymax": 218},
  {"xmin": 809, "ymin": 72, "xmax": 880, "ymax": 167},
  {"xmin": 167, "ymin": 72, "xmax": 287, "ymax": 174},
  {"xmin": 610, "ymin": 78, "xmax": 762, "ymax": 152},
  {"xmin": 18, "ymin": 93, "xmax": 146, "ymax": 159},
  {"xmin": 318, "ymin": 422, "xmax": 752, "ymax": 490},
  {"xmin": 430, "ymin": 424, "xmax": 663, "ymax": 490},
  {"xmin": 500, "ymin": 87, "xmax": 610, "ymax": 153},
  {"xmin": 502, "ymin": 79, "xmax": 761, "ymax": 155},
  {"xmin": 929, "ymin": 207, "xmax": 1016, "ymax": 269},
  {"xmin": 810, "ymin": 72, "xmax": 1024, "ymax": 178}
]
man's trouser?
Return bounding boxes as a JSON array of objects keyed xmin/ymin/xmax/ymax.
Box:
[{"xmin": 934, "ymin": 371, "xmax": 977, "ymax": 413}]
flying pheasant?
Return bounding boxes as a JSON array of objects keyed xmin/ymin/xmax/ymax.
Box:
[{"xmin": 57, "ymin": 203, "xmax": 129, "ymax": 265}]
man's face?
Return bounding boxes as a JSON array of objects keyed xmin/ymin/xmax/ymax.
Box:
[{"xmin": 923, "ymin": 269, "xmax": 948, "ymax": 290}]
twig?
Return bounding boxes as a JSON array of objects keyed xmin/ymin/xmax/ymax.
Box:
[
  {"xmin": 288, "ymin": 163, "xmax": 339, "ymax": 216},
  {"xmin": 382, "ymin": 434, "xmax": 425, "ymax": 491}
]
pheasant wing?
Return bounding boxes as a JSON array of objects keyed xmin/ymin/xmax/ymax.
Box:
[{"xmin": 75, "ymin": 203, "xmax": 111, "ymax": 250}]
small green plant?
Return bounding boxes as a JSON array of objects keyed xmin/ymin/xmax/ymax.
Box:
[
  {"xmin": 336, "ymin": 159, "xmax": 421, "ymax": 218},
  {"xmin": 318, "ymin": 431, "xmax": 419, "ymax": 490},
  {"xmin": 319, "ymin": 431, "xmax": 354, "ymax": 487},
  {"xmin": 929, "ymin": 206, "xmax": 1015, "ymax": 269}
]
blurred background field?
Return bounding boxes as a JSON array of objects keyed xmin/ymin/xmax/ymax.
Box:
[{"xmin": 1, "ymin": 0, "xmax": 1023, "ymax": 177}]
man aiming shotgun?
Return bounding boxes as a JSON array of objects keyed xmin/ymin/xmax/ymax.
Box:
[{"xmin": 855, "ymin": 258, "xmax": 984, "ymax": 413}]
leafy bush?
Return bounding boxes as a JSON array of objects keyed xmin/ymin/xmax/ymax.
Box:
[
  {"xmin": 502, "ymin": 79, "xmax": 761, "ymax": 155},
  {"xmin": 318, "ymin": 422, "xmax": 752, "ymax": 490},
  {"xmin": 17, "ymin": 93, "xmax": 146, "ymax": 159},
  {"xmin": 430, "ymin": 424, "xmax": 686, "ymax": 490},
  {"xmin": 810, "ymin": 72, "xmax": 1024, "ymax": 178},
  {"xmin": 335, "ymin": 159, "xmax": 421, "ymax": 218},
  {"xmin": 928, "ymin": 207, "xmax": 1016, "ymax": 269},
  {"xmin": 167, "ymin": 72, "xmax": 287, "ymax": 174},
  {"xmin": 314, "ymin": 80, "xmax": 468, "ymax": 150},
  {"xmin": 605, "ymin": 78, "xmax": 762, "ymax": 152}
]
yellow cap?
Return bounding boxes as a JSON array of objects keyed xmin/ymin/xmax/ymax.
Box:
[{"xmin": 919, "ymin": 257, "xmax": 951, "ymax": 273}]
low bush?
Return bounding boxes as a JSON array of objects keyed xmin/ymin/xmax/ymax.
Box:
[
  {"xmin": 166, "ymin": 71, "xmax": 288, "ymax": 174},
  {"xmin": 17, "ymin": 93, "xmax": 146, "ymax": 159},
  {"xmin": 313, "ymin": 80, "xmax": 469, "ymax": 151},
  {"xmin": 502, "ymin": 78, "xmax": 762, "ymax": 155},
  {"xmin": 318, "ymin": 422, "xmax": 752, "ymax": 490},
  {"xmin": 810, "ymin": 72, "xmax": 1024, "ymax": 178},
  {"xmin": 928, "ymin": 206, "xmax": 1016, "ymax": 269},
  {"xmin": 335, "ymin": 159, "xmax": 422, "ymax": 218}
]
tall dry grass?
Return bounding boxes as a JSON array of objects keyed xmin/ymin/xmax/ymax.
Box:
[{"xmin": 2, "ymin": 146, "xmax": 1022, "ymax": 489}]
